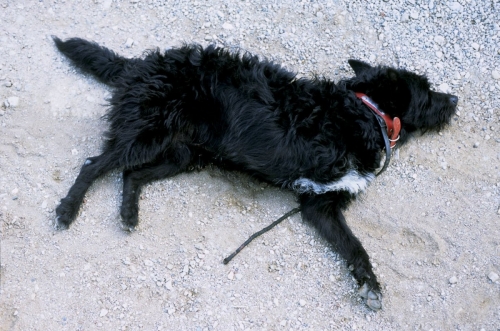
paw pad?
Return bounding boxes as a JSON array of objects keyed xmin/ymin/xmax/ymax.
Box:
[{"xmin": 358, "ymin": 283, "xmax": 382, "ymax": 311}]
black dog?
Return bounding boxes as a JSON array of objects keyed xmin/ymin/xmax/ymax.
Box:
[{"xmin": 53, "ymin": 37, "xmax": 457, "ymax": 310}]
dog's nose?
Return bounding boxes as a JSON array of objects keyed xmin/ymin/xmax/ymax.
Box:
[{"xmin": 450, "ymin": 95, "xmax": 458, "ymax": 105}]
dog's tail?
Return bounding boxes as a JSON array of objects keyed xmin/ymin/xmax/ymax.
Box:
[{"xmin": 53, "ymin": 36, "xmax": 129, "ymax": 85}]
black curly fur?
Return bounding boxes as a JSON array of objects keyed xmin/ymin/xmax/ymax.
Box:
[{"xmin": 52, "ymin": 36, "xmax": 458, "ymax": 310}]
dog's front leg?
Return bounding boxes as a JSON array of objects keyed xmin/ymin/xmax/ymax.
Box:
[{"xmin": 299, "ymin": 192, "xmax": 382, "ymax": 311}]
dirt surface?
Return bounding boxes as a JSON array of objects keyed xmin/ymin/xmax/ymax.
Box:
[{"xmin": 1, "ymin": 1, "xmax": 499, "ymax": 330}]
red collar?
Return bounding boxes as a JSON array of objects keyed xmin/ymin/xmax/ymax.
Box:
[{"xmin": 355, "ymin": 92, "xmax": 401, "ymax": 148}]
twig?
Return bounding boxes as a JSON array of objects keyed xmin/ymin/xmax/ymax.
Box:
[{"xmin": 223, "ymin": 207, "xmax": 301, "ymax": 264}]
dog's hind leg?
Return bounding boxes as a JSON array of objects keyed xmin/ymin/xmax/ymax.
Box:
[
  {"xmin": 120, "ymin": 149, "xmax": 192, "ymax": 230},
  {"xmin": 299, "ymin": 192, "xmax": 382, "ymax": 311},
  {"xmin": 55, "ymin": 154, "xmax": 121, "ymax": 230}
]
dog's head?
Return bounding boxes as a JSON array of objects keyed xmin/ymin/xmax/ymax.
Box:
[{"xmin": 347, "ymin": 60, "xmax": 458, "ymax": 144}]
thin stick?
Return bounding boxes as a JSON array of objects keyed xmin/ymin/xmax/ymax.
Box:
[{"xmin": 223, "ymin": 207, "xmax": 301, "ymax": 265}]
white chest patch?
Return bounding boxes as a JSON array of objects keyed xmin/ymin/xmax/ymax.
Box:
[{"xmin": 292, "ymin": 170, "xmax": 375, "ymax": 195}]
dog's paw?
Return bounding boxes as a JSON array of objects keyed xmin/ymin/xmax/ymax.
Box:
[
  {"xmin": 120, "ymin": 223, "xmax": 136, "ymax": 233},
  {"xmin": 120, "ymin": 206, "xmax": 139, "ymax": 230},
  {"xmin": 54, "ymin": 216, "xmax": 69, "ymax": 231},
  {"xmin": 358, "ymin": 283, "xmax": 382, "ymax": 311},
  {"xmin": 55, "ymin": 202, "xmax": 77, "ymax": 230}
]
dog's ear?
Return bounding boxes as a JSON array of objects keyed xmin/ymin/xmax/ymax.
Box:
[{"xmin": 348, "ymin": 59, "xmax": 372, "ymax": 76}]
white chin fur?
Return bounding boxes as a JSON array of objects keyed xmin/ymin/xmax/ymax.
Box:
[{"xmin": 292, "ymin": 170, "xmax": 374, "ymax": 195}]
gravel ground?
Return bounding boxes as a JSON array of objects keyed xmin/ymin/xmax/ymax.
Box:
[{"xmin": 1, "ymin": 0, "xmax": 499, "ymax": 330}]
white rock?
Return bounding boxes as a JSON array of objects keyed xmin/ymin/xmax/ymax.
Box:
[
  {"xmin": 100, "ymin": 309, "xmax": 108, "ymax": 317},
  {"xmin": 448, "ymin": 276, "xmax": 458, "ymax": 284},
  {"xmin": 410, "ymin": 11, "xmax": 419, "ymax": 19},
  {"xmin": 488, "ymin": 272, "xmax": 499, "ymax": 282},
  {"xmin": 448, "ymin": 2, "xmax": 463, "ymax": 11},
  {"xmin": 222, "ymin": 23, "xmax": 234, "ymax": 30},
  {"xmin": 438, "ymin": 83, "xmax": 450, "ymax": 93},
  {"xmin": 6, "ymin": 96, "xmax": 19, "ymax": 108},
  {"xmin": 299, "ymin": 299, "xmax": 306, "ymax": 307},
  {"xmin": 434, "ymin": 35, "xmax": 446, "ymax": 46},
  {"xmin": 492, "ymin": 70, "xmax": 500, "ymax": 80},
  {"xmin": 227, "ymin": 271, "xmax": 234, "ymax": 280},
  {"xmin": 471, "ymin": 42, "xmax": 480, "ymax": 50},
  {"xmin": 125, "ymin": 38, "xmax": 134, "ymax": 48},
  {"xmin": 102, "ymin": 0, "xmax": 112, "ymax": 10},
  {"xmin": 144, "ymin": 259, "xmax": 153, "ymax": 266}
]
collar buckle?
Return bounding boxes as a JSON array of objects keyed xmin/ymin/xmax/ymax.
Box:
[{"xmin": 355, "ymin": 92, "xmax": 401, "ymax": 148}]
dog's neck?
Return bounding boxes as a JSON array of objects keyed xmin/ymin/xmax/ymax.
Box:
[
  {"xmin": 355, "ymin": 92, "xmax": 401, "ymax": 148},
  {"xmin": 355, "ymin": 92, "xmax": 402, "ymax": 176}
]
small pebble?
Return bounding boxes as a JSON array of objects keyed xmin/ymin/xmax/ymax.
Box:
[
  {"xmin": 434, "ymin": 35, "xmax": 446, "ymax": 46},
  {"xmin": 449, "ymin": 276, "xmax": 458, "ymax": 284},
  {"xmin": 448, "ymin": 2, "xmax": 463, "ymax": 11},
  {"xmin": 299, "ymin": 299, "xmax": 306, "ymax": 307},
  {"xmin": 144, "ymin": 259, "xmax": 153, "ymax": 266},
  {"xmin": 473, "ymin": 142, "xmax": 479, "ymax": 148},
  {"xmin": 227, "ymin": 271, "xmax": 234, "ymax": 280},
  {"xmin": 492, "ymin": 70, "xmax": 500, "ymax": 80},
  {"xmin": 488, "ymin": 272, "xmax": 499, "ymax": 282},
  {"xmin": 438, "ymin": 83, "xmax": 450, "ymax": 93},
  {"xmin": 5, "ymin": 96, "xmax": 19, "ymax": 108},
  {"xmin": 125, "ymin": 38, "xmax": 134, "ymax": 48},
  {"xmin": 100, "ymin": 309, "xmax": 108, "ymax": 317}
]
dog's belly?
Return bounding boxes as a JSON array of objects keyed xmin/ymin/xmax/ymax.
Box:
[{"xmin": 292, "ymin": 170, "xmax": 375, "ymax": 195}]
